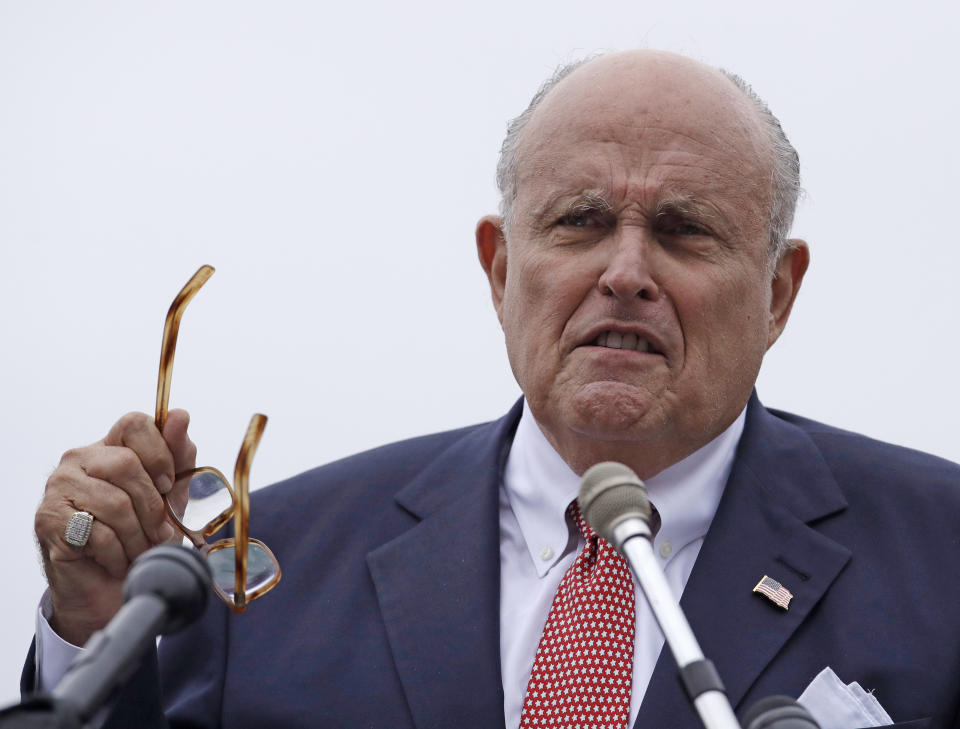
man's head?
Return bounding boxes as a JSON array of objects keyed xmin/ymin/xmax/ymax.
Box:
[{"xmin": 477, "ymin": 50, "xmax": 809, "ymax": 478}]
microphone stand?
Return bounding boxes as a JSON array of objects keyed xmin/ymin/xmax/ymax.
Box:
[
  {"xmin": 611, "ymin": 517, "xmax": 742, "ymax": 729},
  {"xmin": 0, "ymin": 545, "xmax": 210, "ymax": 729}
]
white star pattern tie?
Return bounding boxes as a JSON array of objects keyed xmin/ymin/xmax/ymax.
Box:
[{"xmin": 519, "ymin": 501, "xmax": 635, "ymax": 729}]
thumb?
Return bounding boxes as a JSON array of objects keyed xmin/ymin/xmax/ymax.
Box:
[
  {"xmin": 163, "ymin": 409, "xmax": 197, "ymax": 520},
  {"xmin": 162, "ymin": 408, "xmax": 197, "ymax": 473}
]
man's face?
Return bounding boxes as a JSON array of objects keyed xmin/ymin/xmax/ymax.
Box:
[{"xmin": 478, "ymin": 52, "xmax": 807, "ymax": 477}]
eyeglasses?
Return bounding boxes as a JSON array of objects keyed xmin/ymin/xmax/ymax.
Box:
[{"xmin": 154, "ymin": 265, "xmax": 281, "ymax": 613}]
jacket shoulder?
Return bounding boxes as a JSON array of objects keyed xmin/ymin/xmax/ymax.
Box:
[
  {"xmin": 767, "ymin": 406, "xmax": 960, "ymax": 501},
  {"xmin": 249, "ymin": 415, "xmax": 508, "ymax": 522}
]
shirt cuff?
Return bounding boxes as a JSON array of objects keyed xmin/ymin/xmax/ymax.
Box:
[{"xmin": 35, "ymin": 589, "xmax": 85, "ymax": 692}]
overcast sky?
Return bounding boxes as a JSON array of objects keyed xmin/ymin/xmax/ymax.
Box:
[{"xmin": 2, "ymin": 0, "xmax": 958, "ymax": 706}]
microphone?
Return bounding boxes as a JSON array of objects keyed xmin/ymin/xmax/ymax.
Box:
[
  {"xmin": 51, "ymin": 545, "xmax": 211, "ymax": 724},
  {"xmin": 579, "ymin": 462, "xmax": 741, "ymax": 729},
  {"xmin": 742, "ymin": 696, "xmax": 819, "ymax": 729}
]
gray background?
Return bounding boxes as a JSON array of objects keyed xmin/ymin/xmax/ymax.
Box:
[{"xmin": 2, "ymin": 0, "xmax": 958, "ymax": 706}]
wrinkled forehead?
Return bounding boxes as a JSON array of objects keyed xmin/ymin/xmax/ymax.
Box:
[{"xmin": 514, "ymin": 53, "xmax": 774, "ymax": 206}]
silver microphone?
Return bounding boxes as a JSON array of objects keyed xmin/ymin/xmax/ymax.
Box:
[
  {"xmin": 578, "ymin": 461, "xmax": 655, "ymax": 547},
  {"xmin": 578, "ymin": 462, "xmax": 741, "ymax": 729}
]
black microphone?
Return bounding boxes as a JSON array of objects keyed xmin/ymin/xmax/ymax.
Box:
[
  {"xmin": 578, "ymin": 462, "xmax": 741, "ymax": 729},
  {"xmin": 742, "ymin": 696, "xmax": 820, "ymax": 729},
  {"xmin": 51, "ymin": 545, "xmax": 211, "ymax": 724}
]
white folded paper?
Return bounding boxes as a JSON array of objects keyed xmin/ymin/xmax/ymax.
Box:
[{"xmin": 797, "ymin": 667, "xmax": 893, "ymax": 729}]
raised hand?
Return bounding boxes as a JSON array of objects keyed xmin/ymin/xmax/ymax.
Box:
[{"xmin": 35, "ymin": 409, "xmax": 196, "ymax": 646}]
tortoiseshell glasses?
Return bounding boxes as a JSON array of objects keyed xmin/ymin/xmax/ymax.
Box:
[{"xmin": 155, "ymin": 265, "xmax": 281, "ymax": 612}]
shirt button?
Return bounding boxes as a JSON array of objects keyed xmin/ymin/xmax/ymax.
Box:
[
  {"xmin": 540, "ymin": 546, "xmax": 554, "ymax": 561},
  {"xmin": 659, "ymin": 541, "xmax": 672, "ymax": 559}
]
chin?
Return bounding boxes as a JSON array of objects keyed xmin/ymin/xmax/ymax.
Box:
[{"xmin": 560, "ymin": 382, "xmax": 667, "ymax": 442}]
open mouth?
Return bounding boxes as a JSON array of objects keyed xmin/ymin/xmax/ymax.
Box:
[{"xmin": 592, "ymin": 330, "xmax": 658, "ymax": 354}]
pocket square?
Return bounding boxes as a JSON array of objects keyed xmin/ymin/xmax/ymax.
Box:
[{"xmin": 797, "ymin": 667, "xmax": 893, "ymax": 729}]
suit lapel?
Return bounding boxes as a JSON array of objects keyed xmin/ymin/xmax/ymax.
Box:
[
  {"xmin": 366, "ymin": 403, "xmax": 521, "ymax": 729},
  {"xmin": 638, "ymin": 397, "xmax": 852, "ymax": 728}
]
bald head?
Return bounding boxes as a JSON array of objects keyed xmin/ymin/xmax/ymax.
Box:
[{"xmin": 496, "ymin": 51, "xmax": 800, "ymax": 265}]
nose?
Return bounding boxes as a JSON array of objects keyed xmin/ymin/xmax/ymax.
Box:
[{"xmin": 596, "ymin": 229, "xmax": 661, "ymax": 301}]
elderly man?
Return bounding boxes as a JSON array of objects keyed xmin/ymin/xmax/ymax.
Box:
[{"xmin": 28, "ymin": 50, "xmax": 960, "ymax": 728}]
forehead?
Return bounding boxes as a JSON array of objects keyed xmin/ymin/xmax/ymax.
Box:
[{"xmin": 514, "ymin": 54, "xmax": 773, "ymax": 215}]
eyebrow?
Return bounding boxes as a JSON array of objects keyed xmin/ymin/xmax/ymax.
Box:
[
  {"xmin": 564, "ymin": 191, "xmax": 615, "ymax": 215},
  {"xmin": 532, "ymin": 190, "xmax": 614, "ymax": 221},
  {"xmin": 653, "ymin": 195, "xmax": 719, "ymax": 224}
]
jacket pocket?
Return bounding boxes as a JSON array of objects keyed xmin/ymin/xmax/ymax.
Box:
[{"xmin": 867, "ymin": 718, "xmax": 930, "ymax": 729}]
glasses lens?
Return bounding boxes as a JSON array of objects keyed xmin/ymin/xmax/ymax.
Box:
[
  {"xmin": 207, "ymin": 542, "xmax": 279, "ymax": 599},
  {"xmin": 180, "ymin": 470, "xmax": 234, "ymax": 534}
]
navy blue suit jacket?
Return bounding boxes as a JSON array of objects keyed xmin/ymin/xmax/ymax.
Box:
[{"xmin": 28, "ymin": 396, "xmax": 960, "ymax": 727}]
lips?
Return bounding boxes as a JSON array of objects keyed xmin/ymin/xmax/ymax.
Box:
[
  {"xmin": 593, "ymin": 330, "xmax": 652, "ymax": 352},
  {"xmin": 578, "ymin": 321, "xmax": 667, "ymax": 357}
]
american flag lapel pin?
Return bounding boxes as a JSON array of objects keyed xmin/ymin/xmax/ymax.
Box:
[{"xmin": 753, "ymin": 575, "xmax": 793, "ymax": 610}]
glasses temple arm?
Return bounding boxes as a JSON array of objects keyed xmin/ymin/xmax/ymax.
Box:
[
  {"xmin": 154, "ymin": 265, "xmax": 215, "ymax": 431},
  {"xmin": 232, "ymin": 414, "xmax": 268, "ymax": 608}
]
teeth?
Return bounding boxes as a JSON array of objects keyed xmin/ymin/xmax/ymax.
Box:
[{"xmin": 593, "ymin": 331, "xmax": 652, "ymax": 353}]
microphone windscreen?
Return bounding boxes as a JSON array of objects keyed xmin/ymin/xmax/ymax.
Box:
[
  {"xmin": 742, "ymin": 695, "xmax": 820, "ymax": 729},
  {"xmin": 123, "ymin": 545, "xmax": 211, "ymax": 634},
  {"xmin": 577, "ymin": 461, "xmax": 652, "ymax": 543}
]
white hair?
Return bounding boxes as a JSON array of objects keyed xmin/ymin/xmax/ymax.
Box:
[{"xmin": 495, "ymin": 55, "xmax": 802, "ymax": 267}]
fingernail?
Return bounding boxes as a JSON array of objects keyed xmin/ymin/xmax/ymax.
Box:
[
  {"xmin": 157, "ymin": 474, "xmax": 172, "ymax": 494},
  {"xmin": 158, "ymin": 523, "xmax": 177, "ymax": 543}
]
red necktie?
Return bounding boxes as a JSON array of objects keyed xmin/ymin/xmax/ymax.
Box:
[{"xmin": 519, "ymin": 502, "xmax": 636, "ymax": 729}]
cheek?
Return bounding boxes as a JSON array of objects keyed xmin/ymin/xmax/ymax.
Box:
[
  {"xmin": 500, "ymin": 256, "xmax": 550, "ymax": 371},
  {"xmin": 673, "ymin": 266, "xmax": 772, "ymax": 362},
  {"xmin": 504, "ymin": 253, "xmax": 587, "ymax": 339}
]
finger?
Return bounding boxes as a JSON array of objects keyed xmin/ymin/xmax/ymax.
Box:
[
  {"xmin": 44, "ymin": 468, "xmax": 158, "ymax": 560},
  {"xmin": 80, "ymin": 446, "xmax": 171, "ymax": 543},
  {"xmin": 104, "ymin": 412, "xmax": 177, "ymax": 496},
  {"xmin": 38, "ymin": 487, "xmax": 138, "ymax": 578},
  {"xmin": 163, "ymin": 409, "xmax": 197, "ymax": 474},
  {"xmin": 48, "ymin": 450, "xmax": 169, "ymax": 553},
  {"xmin": 163, "ymin": 409, "xmax": 197, "ymax": 519},
  {"xmin": 82, "ymin": 518, "xmax": 131, "ymax": 581},
  {"xmin": 35, "ymin": 494, "xmax": 86, "ymax": 565}
]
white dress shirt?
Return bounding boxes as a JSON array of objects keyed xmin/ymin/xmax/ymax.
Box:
[
  {"xmin": 499, "ymin": 401, "xmax": 745, "ymax": 729},
  {"xmin": 37, "ymin": 401, "xmax": 745, "ymax": 729}
]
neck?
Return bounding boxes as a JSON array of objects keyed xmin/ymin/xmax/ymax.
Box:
[{"xmin": 532, "ymin": 411, "xmax": 744, "ymax": 481}]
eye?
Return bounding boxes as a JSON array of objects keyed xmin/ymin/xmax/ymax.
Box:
[
  {"xmin": 671, "ymin": 221, "xmax": 708, "ymax": 236},
  {"xmin": 556, "ymin": 208, "xmax": 612, "ymax": 229},
  {"xmin": 655, "ymin": 213, "xmax": 711, "ymax": 237}
]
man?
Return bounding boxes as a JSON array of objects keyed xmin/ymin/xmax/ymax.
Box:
[{"xmin": 28, "ymin": 50, "xmax": 960, "ymax": 728}]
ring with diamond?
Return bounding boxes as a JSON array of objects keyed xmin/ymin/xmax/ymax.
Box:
[{"xmin": 64, "ymin": 511, "xmax": 94, "ymax": 548}]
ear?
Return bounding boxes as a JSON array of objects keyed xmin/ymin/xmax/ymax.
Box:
[
  {"xmin": 476, "ymin": 215, "xmax": 508, "ymax": 324},
  {"xmin": 766, "ymin": 239, "xmax": 810, "ymax": 350}
]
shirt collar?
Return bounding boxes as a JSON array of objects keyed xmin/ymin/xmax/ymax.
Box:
[
  {"xmin": 502, "ymin": 399, "xmax": 746, "ymax": 577},
  {"xmin": 502, "ymin": 401, "xmax": 582, "ymax": 576}
]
